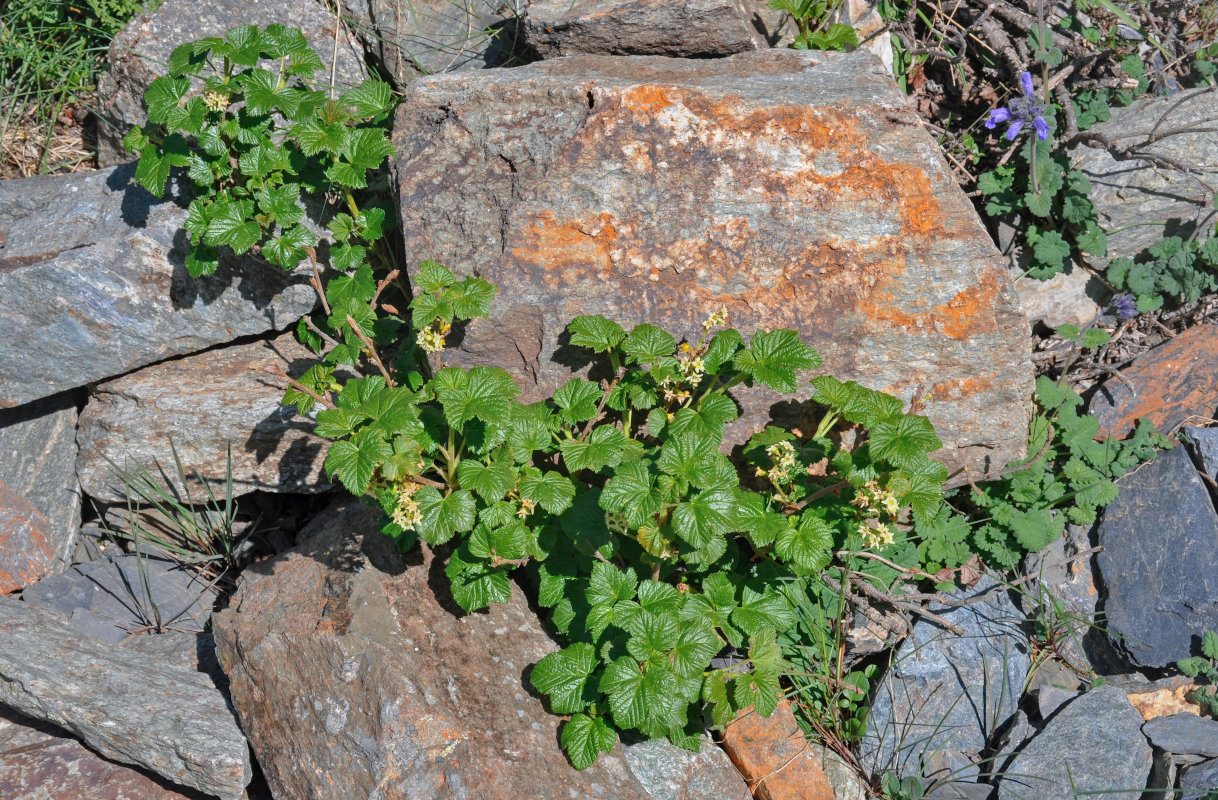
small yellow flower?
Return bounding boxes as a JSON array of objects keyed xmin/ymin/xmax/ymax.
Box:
[
  {"xmin": 517, "ymin": 498, "xmax": 537, "ymax": 519},
  {"xmin": 881, "ymin": 494, "xmax": 900, "ymax": 517},
  {"xmin": 861, "ymin": 521, "xmax": 893, "ymax": 550},
  {"xmin": 702, "ymin": 307, "xmax": 730, "ymax": 332},
  {"xmin": 203, "ymin": 90, "xmax": 229, "ymax": 112},
  {"xmin": 390, "ymin": 482, "xmax": 423, "ymax": 531},
  {"xmin": 417, "ymin": 323, "xmax": 447, "ymax": 354}
]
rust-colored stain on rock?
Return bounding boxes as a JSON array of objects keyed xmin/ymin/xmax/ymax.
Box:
[
  {"xmin": 722, "ymin": 698, "xmax": 838, "ymax": 800},
  {"xmin": 1126, "ymin": 683, "xmax": 1203, "ymax": 721},
  {"xmin": 0, "ymin": 481, "xmax": 55, "ymax": 594},
  {"xmin": 393, "ymin": 50, "xmax": 1033, "ymax": 481},
  {"xmin": 1090, "ymin": 324, "xmax": 1218, "ymax": 437}
]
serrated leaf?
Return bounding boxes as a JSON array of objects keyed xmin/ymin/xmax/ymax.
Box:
[
  {"xmin": 561, "ymin": 425, "xmax": 630, "ymax": 473},
  {"xmin": 342, "ymin": 79, "xmax": 396, "ymax": 118},
  {"xmin": 1032, "ymin": 229, "xmax": 1072, "ymax": 270},
  {"xmin": 600, "ymin": 658, "xmax": 681, "ymax": 734},
  {"xmin": 870, "ymin": 414, "xmax": 943, "ymax": 469},
  {"xmin": 184, "ymin": 244, "xmax": 219, "ymax": 278},
  {"xmin": 600, "ymin": 459, "xmax": 663, "ymax": 528},
  {"xmin": 587, "ymin": 561, "xmax": 638, "ymax": 607},
  {"xmin": 561, "ymin": 714, "xmax": 617, "ymax": 771},
  {"xmin": 554, "ymin": 378, "xmax": 602, "ymax": 424},
  {"xmin": 732, "ymin": 490, "xmax": 787, "ymax": 548},
  {"xmin": 734, "ymin": 330, "xmax": 821, "ymax": 393},
  {"xmin": 445, "ymin": 545, "xmax": 511, "ymax": 611},
  {"xmin": 241, "ymin": 68, "xmax": 303, "ymax": 116},
  {"xmin": 417, "ymin": 260, "xmax": 456, "ymax": 292},
  {"xmin": 518, "ymin": 468, "xmax": 576, "ymax": 515},
  {"xmin": 206, "ymin": 198, "xmax": 261, "ymax": 254},
  {"xmin": 626, "ymin": 611, "xmax": 680, "ymax": 662},
  {"xmin": 1203, "ymin": 631, "xmax": 1218, "ymax": 660},
  {"xmin": 432, "ymin": 367, "xmax": 521, "ymax": 428},
  {"xmin": 532, "ymin": 643, "xmax": 600, "ymax": 714},
  {"xmin": 670, "ymin": 619, "xmax": 722, "ymax": 678},
  {"xmin": 731, "ymin": 586, "xmax": 794, "ymax": 638},
  {"xmin": 324, "ymin": 429, "xmax": 391, "ymax": 494},
  {"xmin": 775, "ymin": 514, "xmax": 833, "ymax": 573},
  {"xmin": 671, "ymin": 488, "xmax": 733, "ymax": 549},
  {"xmin": 415, "ymin": 487, "xmax": 476, "ymax": 545},
  {"xmin": 568, "ymin": 315, "xmax": 627, "ymax": 353},
  {"xmin": 456, "ymin": 459, "xmax": 517, "ymax": 503},
  {"xmin": 448, "ymin": 276, "xmax": 496, "ymax": 320},
  {"xmin": 622, "ymin": 324, "xmax": 676, "ymax": 364},
  {"xmin": 144, "ymin": 75, "xmax": 190, "ymax": 125},
  {"xmin": 263, "ymin": 224, "xmax": 315, "ymax": 268}
]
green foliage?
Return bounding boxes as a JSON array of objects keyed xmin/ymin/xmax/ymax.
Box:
[
  {"xmin": 1107, "ymin": 236, "xmax": 1218, "ymax": 312},
  {"xmin": 978, "ymin": 138, "xmax": 1107, "ymax": 280},
  {"xmin": 1178, "ymin": 630, "xmax": 1218, "ymax": 717},
  {"xmin": 134, "ymin": 23, "xmax": 1177, "ymax": 774},
  {"xmin": 1, "ymin": 0, "xmax": 153, "ymax": 173},
  {"xmin": 950, "ymin": 376, "xmax": 1170, "ymax": 571},
  {"xmin": 769, "ymin": 0, "xmax": 860, "ymax": 51}
]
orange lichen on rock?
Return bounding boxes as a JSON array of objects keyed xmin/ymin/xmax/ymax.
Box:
[
  {"xmin": 721, "ymin": 698, "xmax": 838, "ymax": 800},
  {"xmin": 0, "ymin": 480, "xmax": 55, "ymax": 594}
]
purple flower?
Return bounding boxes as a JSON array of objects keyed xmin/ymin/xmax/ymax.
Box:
[
  {"xmin": 986, "ymin": 72, "xmax": 1051, "ymax": 141},
  {"xmin": 1109, "ymin": 292, "xmax": 1138, "ymax": 319}
]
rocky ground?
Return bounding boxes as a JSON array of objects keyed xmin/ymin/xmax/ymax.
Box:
[{"xmin": 1, "ymin": 0, "xmax": 1217, "ymax": 798}]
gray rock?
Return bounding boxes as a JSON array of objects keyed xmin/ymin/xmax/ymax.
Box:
[
  {"xmin": 1185, "ymin": 426, "xmax": 1218, "ymax": 482},
  {"xmin": 1181, "ymin": 757, "xmax": 1218, "ymax": 800},
  {"xmin": 122, "ymin": 631, "xmax": 223, "ymax": 683},
  {"xmin": 859, "ymin": 576, "xmax": 1030, "ymax": 780},
  {"xmin": 811, "ymin": 741, "xmax": 869, "ymax": 800},
  {"xmin": 523, "ymin": 0, "xmax": 766, "ymax": 58},
  {"xmin": 621, "ymin": 736, "xmax": 750, "ymax": 800},
  {"xmin": 926, "ymin": 781, "xmax": 994, "ymax": 800},
  {"xmin": 212, "ymin": 498, "xmax": 660, "ymax": 799},
  {"xmin": 21, "ymin": 553, "xmax": 216, "ymax": 643},
  {"xmin": 0, "ymin": 597, "xmax": 250, "ymax": 798},
  {"xmin": 1028, "ymin": 660, "xmax": 1084, "ymax": 721},
  {"xmin": 340, "ymin": 0, "xmax": 522, "ymax": 91},
  {"xmin": 0, "ymin": 165, "xmax": 316, "ymax": 408},
  {"xmin": 996, "ymin": 685, "xmax": 1152, "ymax": 800},
  {"xmin": 1011, "ymin": 266, "xmax": 1102, "ymax": 330},
  {"xmin": 96, "ymin": 0, "xmax": 368, "ymax": 167},
  {"xmin": 0, "ymin": 707, "xmax": 208, "ymax": 800},
  {"xmin": 1095, "ymin": 444, "xmax": 1218, "ymax": 669},
  {"xmin": 391, "ymin": 49, "xmax": 1033, "ymax": 483},
  {"xmin": 0, "ymin": 393, "xmax": 81, "ymax": 570},
  {"xmin": 1070, "ymin": 88, "xmax": 1218, "ymax": 268},
  {"xmin": 76, "ymin": 333, "xmax": 339, "ymax": 502},
  {"xmin": 1143, "ymin": 714, "xmax": 1218, "ymax": 759}
]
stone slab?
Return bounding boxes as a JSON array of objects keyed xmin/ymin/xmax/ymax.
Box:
[
  {"xmin": 523, "ymin": 0, "xmax": 767, "ymax": 58},
  {"xmin": 391, "ymin": 49, "xmax": 1032, "ymax": 482},
  {"xmin": 0, "ymin": 597, "xmax": 250, "ymax": 799},
  {"xmin": 0, "ymin": 481, "xmax": 55, "ymax": 594},
  {"xmin": 0, "ymin": 165, "xmax": 316, "ymax": 408},
  {"xmin": 720, "ymin": 697, "xmax": 837, "ymax": 800},
  {"xmin": 0, "ymin": 393, "xmax": 81, "ymax": 570},
  {"xmin": 76, "ymin": 332, "xmax": 339, "ymax": 502},
  {"xmin": 1143, "ymin": 713, "xmax": 1218, "ymax": 759}
]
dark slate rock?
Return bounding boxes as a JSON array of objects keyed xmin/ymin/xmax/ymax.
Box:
[
  {"xmin": 621, "ymin": 736, "xmax": 751, "ymax": 800},
  {"xmin": 0, "ymin": 392, "xmax": 81, "ymax": 570},
  {"xmin": 1185, "ymin": 426, "xmax": 1218, "ymax": 482},
  {"xmin": 859, "ymin": 576, "xmax": 1030, "ymax": 780},
  {"xmin": 1095, "ymin": 444, "xmax": 1218, "ymax": 669},
  {"xmin": 97, "ymin": 0, "xmax": 368, "ymax": 166},
  {"xmin": 0, "ymin": 165, "xmax": 316, "ymax": 408},
  {"xmin": 21, "ymin": 553, "xmax": 216, "ymax": 643},
  {"xmin": 996, "ymin": 685, "xmax": 1152, "ymax": 800},
  {"xmin": 1143, "ymin": 714, "xmax": 1218, "ymax": 759},
  {"xmin": 0, "ymin": 598, "xmax": 250, "ymax": 798},
  {"xmin": 1181, "ymin": 758, "xmax": 1218, "ymax": 800}
]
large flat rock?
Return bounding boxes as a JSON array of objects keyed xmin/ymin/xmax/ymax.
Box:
[
  {"xmin": 339, "ymin": 0, "xmax": 520, "ymax": 91},
  {"xmin": 96, "ymin": 0, "xmax": 368, "ymax": 167},
  {"xmin": 0, "ymin": 597, "xmax": 251, "ymax": 799},
  {"xmin": 391, "ymin": 49, "xmax": 1032, "ymax": 480},
  {"xmin": 77, "ymin": 332, "xmax": 337, "ymax": 502},
  {"xmin": 212, "ymin": 498, "xmax": 740, "ymax": 799},
  {"xmin": 0, "ymin": 165, "xmax": 316, "ymax": 408},
  {"xmin": 523, "ymin": 0, "xmax": 768, "ymax": 58},
  {"xmin": 0, "ymin": 481, "xmax": 56, "ymax": 594},
  {"xmin": 0, "ymin": 393, "xmax": 81, "ymax": 571},
  {"xmin": 1070, "ymin": 88, "xmax": 1218, "ymax": 266}
]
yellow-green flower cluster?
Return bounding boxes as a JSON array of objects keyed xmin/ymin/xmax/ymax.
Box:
[
  {"xmin": 516, "ymin": 498, "xmax": 536, "ymax": 519},
  {"xmin": 417, "ymin": 320, "xmax": 451, "ymax": 354},
  {"xmin": 850, "ymin": 479, "xmax": 902, "ymax": 550},
  {"xmin": 390, "ymin": 482, "xmax": 423, "ymax": 531},
  {"xmin": 757, "ymin": 440, "xmax": 797, "ymax": 486},
  {"xmin": 702, "ymin": 306, "xmax": 730, "ymax": 333},
  {"xmin": 204, "ymin": 90, "xmax": 229, "ymax": 112},
  {"xmin": 674, "ymin": 342, "xmax": 705, "ymax": 384}
]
